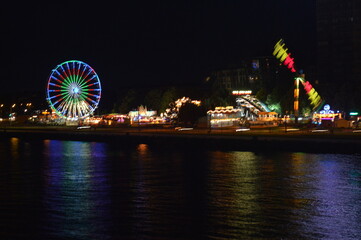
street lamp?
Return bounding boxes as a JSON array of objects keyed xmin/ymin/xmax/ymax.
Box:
[
  {"xmin": 9, "ymin": 104, "xmax": 16, "ymax": 124},
  {"xmin": 0, "ymin": 104, "xmax": 3, "ymax": 119},
  {"xmin": 294, "ymin": 77, "xmax": 301, "ymax": 124}
]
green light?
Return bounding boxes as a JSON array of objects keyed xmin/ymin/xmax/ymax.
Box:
[{"xmin": 350, "ymin": 112, "xmax": 359, "ymax": 116}]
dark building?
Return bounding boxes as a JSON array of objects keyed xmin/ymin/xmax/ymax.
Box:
[
  {"xmin": 316, "ymin": 0, "xmax": 361, "ymax": 112},
  {"xmin": 211, "ymin": 57, "xmax": 282, "ymax": 93}
]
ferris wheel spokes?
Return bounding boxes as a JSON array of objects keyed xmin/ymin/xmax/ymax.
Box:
[{"xmin": 47, "ymin": 60, "xmax": 101, "ymax": 120}]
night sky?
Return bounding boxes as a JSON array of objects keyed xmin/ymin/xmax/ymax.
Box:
[{"xmin": 0, "ymin": 1, "xmax": 316, "ymax": 94}]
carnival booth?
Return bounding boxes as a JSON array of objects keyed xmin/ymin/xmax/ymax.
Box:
[{"xmin": 207, "ymin": 106, "xmax": 242, "ymax": 128}]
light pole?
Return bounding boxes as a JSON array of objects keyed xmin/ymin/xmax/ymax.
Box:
[
  {"xmin": 9, "ymin": 104, "xmax": 16, "ymax": 126},
  {"xmin": 294, "ymin": 77, "xmax": 301, "ymax": 124},
  {"xmin": 0, "ymin": 104, "xmax": 3, "ymax": 118}
]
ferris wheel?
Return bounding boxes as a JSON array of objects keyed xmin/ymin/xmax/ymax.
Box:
[{"xmin": 46, "ymin": 60, "xmax": 101, "ymax": 120}]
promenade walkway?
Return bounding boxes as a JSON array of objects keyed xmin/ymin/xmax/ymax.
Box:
[{"xmin": 2, "ymin": 125, "xmax": 361, "ymax": 153}]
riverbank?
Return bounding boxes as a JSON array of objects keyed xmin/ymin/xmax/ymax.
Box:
[{"xmin": 1, "ymin": 126, "xmax": 361, "ymax": 153}]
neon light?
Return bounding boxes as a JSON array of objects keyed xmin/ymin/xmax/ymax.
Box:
[
  {"xmin": 276, "ymin": 48, "xmax": 289, "ymax": 62},
  {"xmin": 232, "ymin": 90, "xmax": 252, "ymax": 95},
  {"xmin": 301, "ymin": 80, "xmax": 323, "ymax": 111},
  {"xmin": 308, "ymin": 88, "xmax": 316, "ymax": 96},
  {"xmin": 47, "ymin": 60, "xmax": 102, "ymax": 120},
  {"xmin": 273, "ymin": 39, "xmax": 297, "ymax": 73},
  {"xmin": 303, "ymin": 81, "xmax": 312, "ymax": 93},
  {"xmin": 284, "ymin": 54, "xmax": 296, "ymax": 72},
  {"xmin": 350, "ymin": 112, "xmax": 359, "ymax": 116},
  {"xmin": 273, "ymin": 40, "xmax": 289, "ymax": 61},
  {"xmin": 321, "ymin": 104, "xmax": 331, "ymax": 113},
  {"xmin": 273, "ymin": 40, "xmax": 325, "ymax": 112},
  {"xmin": 49, "ymin": 83, "xmax": 61, "ymax": 87},
  {"xmin": 310, "ymin": 95, "xmax": 321, "ymax": 106}
]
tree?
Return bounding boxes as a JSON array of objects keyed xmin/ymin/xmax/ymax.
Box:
[
  {"xmin": 178, "ymin": 102, "xmax": 207, "ymax": 127},
  {"xmin": 256, "ymin": 88, "xmax": 268, "ymax": 103},
  {"xmin": 117, "ymin": 89, "xmax": 138, "ymax": 113},
  {"xmin": 202, "ymin": 85, "xmax": 233, "ymax": 110},
  {"xmin": 144, "ymin": 88, "xmax": 162, "ymax": 112},
  {"xmin": 266, "ymin": 87, "xmax": 282, "ymax": 114},
  {"xmin": 159, "ymin": 87, "xmax": 177, "ymax": 114}
]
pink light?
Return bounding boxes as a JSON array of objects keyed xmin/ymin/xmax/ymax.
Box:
[
  {"xmin": 284, "ymin": 54, "xmax": 296, "ymax": 72},
  {"xmin": 303, "ymin": 81, "xmax": 313, "ymax": 94}
]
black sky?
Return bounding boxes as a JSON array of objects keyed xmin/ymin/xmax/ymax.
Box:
[{"xmin": 0, "ymin": 1, "xmax": 316, "ymax": 94}]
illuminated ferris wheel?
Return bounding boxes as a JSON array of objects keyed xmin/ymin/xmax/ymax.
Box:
[{"xmin": 46, "ymin": 60, "xmax": 101, "ymax": 120}]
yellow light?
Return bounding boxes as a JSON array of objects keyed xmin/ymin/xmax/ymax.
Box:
[
  {"xmin": 273, "ymin": 39, "xmax": 289, "ymax": 62},
  {"xmin": 210, "ymin": 118, "xmax": 240, "ymax": 123},
  {"xmin": 294, "ymin": 89, "xmax": 299, "ymax": 96},
  {"xmin": 232, "ymin": 90, "xmax": 252, "ymax": 95},
  {"xmin": 310, "ymin": 95, "xmax": 321, "ymax": 106},
  {"xmin": 294, "ymin": 101, "xmax": 299, "ymax": 110},
  {"xmin": 273, "ymin": 39, "xmax": 285, "ymax": 56}
]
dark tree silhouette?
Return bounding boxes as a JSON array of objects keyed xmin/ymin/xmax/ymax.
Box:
[{"xmin": 178, "ymin": 102, "xmax": 207, "ymax": 127}]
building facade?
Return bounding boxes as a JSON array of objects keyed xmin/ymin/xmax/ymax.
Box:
[
  {"xmin": 316, "ymin": 0, "xmax": 361, "ymax": 111},
  {"xmin": 210, "ymin": 57, "xmax": 281, "ymax": 93}
]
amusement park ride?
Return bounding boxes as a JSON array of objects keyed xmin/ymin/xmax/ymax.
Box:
[
  {"xmin": 46, "ymin": 60, "xmax": 102, "ymax": 122},
  {"xmin": 273, "ymin": 39, "xmax": 324, "ymax": 123},
  {"xmin": 43, "ymin": 43, "xmax": 334, "ymax": 127}
]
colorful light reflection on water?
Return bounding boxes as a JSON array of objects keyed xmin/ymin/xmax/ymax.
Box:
[
  {"xmin": 0, "ymin": 138, "xmax": 361, "ymax": 239},
  {"xmin": 42, "ymin": 140, "xmax": 111, "ymax": 239}
]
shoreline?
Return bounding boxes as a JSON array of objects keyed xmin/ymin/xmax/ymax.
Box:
[{"xmin": 1, "ymin": 126, "xmax": 361, "ymax": 154}]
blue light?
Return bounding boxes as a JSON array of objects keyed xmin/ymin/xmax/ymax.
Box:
[{"xmin": 73, "ymin": 87, "xmax": 79, "ymax": 94}]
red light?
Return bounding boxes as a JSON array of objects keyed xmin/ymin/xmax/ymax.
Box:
[
  {"xmin": 273, "ymin": 39, "xmax": 297, "ymax": 73},
  {"xmin": 284, "ymin": 54, "xmax": 296, "ymax": 72},
  {"xmin": 302, "ymin": 81, "xmax": 313, "ymax": 94}
]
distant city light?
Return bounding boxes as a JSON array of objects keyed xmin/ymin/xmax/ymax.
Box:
[
  {"xmin": 236, "ymin": 128, "xmax": 250, "ymax": 132},
  {"xmin": 232, "ymin": 90, "xmax": 252, "ymax": 95},
  {"xmin": 312, "ymin": 129, "xmax": 329, "ymax": 133}
]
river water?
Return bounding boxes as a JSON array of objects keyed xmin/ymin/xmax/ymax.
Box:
[{"xmin": 0, "ymin": 137, "xmax": 361, "ymax": 239}]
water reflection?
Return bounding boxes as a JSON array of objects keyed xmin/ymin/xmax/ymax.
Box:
[
  {"xmin": 1, "ymin": 138, "xmax": 361, "ymax": 239},
  {"xmin": 306, "ymin": 154, "xmax": 361, "ymax": 239},
  {"xmin": 127, "ymin": 143, "xmax": 192, "ymax": 239},
  {"xmin": 43, "ymin": 140, "xmax": 111, "ymax": 240},
  {"xmin": 206, "ymin": 151, "xmax": 261, "ymax": 239},
  {"xmin": 204, "ymin": 151, "xmax": 361, "ymax": 239},
  {"xmin": 0, "ymin": 138, "xmax": 44, "ymax": 238},
  {"xmin": 10, "ymin": 137, "xmax": 20, "ymax": 160}
]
